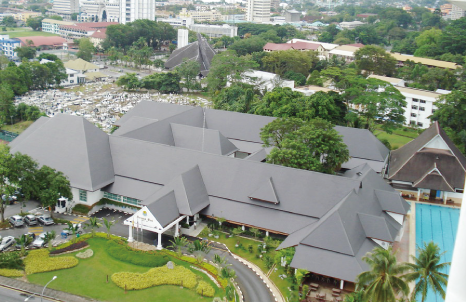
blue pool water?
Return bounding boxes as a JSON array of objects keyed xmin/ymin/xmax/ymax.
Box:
[{"xmin": 416, "ymin": 203, "xmax": 460, "ymax": 302}]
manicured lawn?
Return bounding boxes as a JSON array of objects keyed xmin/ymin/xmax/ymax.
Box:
[
  {"xmin": 2, "ymin": 121, "xmax": 34, "ymax": 134},
  {"xmin": 211, "ymin": 232, "xmax": 293, "ymax": 298},
  {"xmin": 2, "ymin": 30, "xmax": 59, "ymax": 38},
  {"xmin": 28, "ymin": 238, "xmax": 223, "ymax": 302},
  {"xmin": 373, "ymin": 125, "xmax": 419, "ymax": 150}
]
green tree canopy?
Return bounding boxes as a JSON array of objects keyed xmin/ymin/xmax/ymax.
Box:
[
  {"xmin": 261, "ymin": 118, "xmax": 349, "ymax": 174},
  {"xmin": 36, "ymin": 165, "xmax": 72, "ymax": 217},
  {"xmin": 354, "ymin": 45, "xmax": 397, "ymax": 76},
  {"xmin": 174, "ymin": 58, "xmax": 200, "ymax": 92},
  {"xmin": 142, "ymin": 72, "xmax": 181, "ymax": 93},
  {"xmin": 440, "ymin": 17, "xmax": 466, "ymax": 55},
  {"xmin": 356, "ymin": 246, "xmax": 410, "ymax": 302},
  {"xmin": 116, "ymin": 73, "xmax": 141, "ymax": 90},
  {"xmin": 16, "ymin": 45, "xmax": 36, "ymax": 61},
  {"xmin": 26, "ymin": 16, "xmax": 44, "ymax": 31},
  {"xmin": 228, "ymin": 36, "xmax": 267, "ymax": 56},
  {"xmin": 262, "ymin": 49, "xmax": 318, "ymax": 77},
  {"xmin": 404, "ymin": 241, "xmax": 450, "ymax": 302},
  {"xmin": 77, "ymin": 37, "xmax": 95, "ymax": 61},
  {"xmin": 431, "ymin": 90, "xmax": 466, "ymax": 154},
  {"xmin": 212, "ymin": 84, "xmax": 256, "ymax": 113}
]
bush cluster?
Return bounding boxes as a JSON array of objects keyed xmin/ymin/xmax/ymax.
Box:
[
  {"xmin": 0, "ymin": 251, "xmax": 24, "ymax": 270},
  {"xmin": 72, "ymin": 204, "xmax": 91, "ymax": 215},
  {"xmin": 25, "ymin": 249, "xmax": 78, "ymax": 275},
  {"xmin": 53, "ymin": 233, "xmax": 123, "ymax": 251},
  {"xmin": 50, "ymin": 241, "xmax": 89, "ymax": 255},
  {"xmin": 0, "ymin": 268, "xmax": 23, "ymax": 277},
  {"xmin": 111, "ymin": 265, "xmax": 199, "ymax": 290},
  {"xmin": 106, "ymin": 240, "xmax": 169, "ymax": 267},
  {"xmin": 196, "ymin": 280, "xmax": 215, "ymax": 297}
]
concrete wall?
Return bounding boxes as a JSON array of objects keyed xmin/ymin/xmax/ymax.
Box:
[{"xmin": 71, "ymin": 188, "xmax": 103, "ymax": 205}]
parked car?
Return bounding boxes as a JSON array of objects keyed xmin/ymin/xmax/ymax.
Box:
[
  {"xmin": 31, "ymin": 232, "xmax": 48, "ymax": 248},
  {"xmin": 61, "ymin": 223, "xmax": 84, "ymax": 237},
  {"xmin": 24, "ymin": 214, "xmax": 38, "ymax": 226},
  {"xmin": 8, "ymin": 215, "xmax": 24, "ymax": 227},
  {"xmin": 38, "ymin": 215, "xmax": 54, "ymax": 226},
  {"xmin": 15, "ymin": 232, "xmax": 35, "ymax": 250},
  {"xmin": 2, "ymin": 194, "xmax": 17, "ymax": 205},
  {"xmin": 0, "ymin": 236, "xmax": 15, "ymax": 251}
]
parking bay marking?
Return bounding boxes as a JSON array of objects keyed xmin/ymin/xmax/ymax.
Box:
[
  {"xmin": 70, "ymin": 217, "xmax": 89, "ymax": 224},
  {"xmin": 28, "ymin": 226, "xmax": 43, "ymax": 235}
]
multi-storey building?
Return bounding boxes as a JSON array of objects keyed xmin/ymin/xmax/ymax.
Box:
[
  {"xmin": 42, "ymin": 18, "xmax": 75, "ymax": 35},
  {"xmin": 246, "ymin": 0, "xmax": 271, "ymax": 22},
  {"xmin": 119, "ymin": 0, "xmax": 155, "ymax": 24},
  {"xmin": 12, "ymin": 11, "xmax": 41, "ymax": 22},
  {"xmin": 178, "ymin": 8, "xmax": 222, "ymax": 22},
  {"xmin": 188, "ymin": 24, "xmax": 238, "ymax": 38},
  {"xmin": 157, "ymin": 17, "xmax": 194, "ymax": 27},
  {"xmin": 0, "ymin": 35, "xmax": 20, "ymax": 59},
  {"xmin": 79, "ymin": 0, "xmax": 120, "ymax": 22},
  {"xmin": 51, "ymin": 0, "xmax": 80, "ymax": 19}
]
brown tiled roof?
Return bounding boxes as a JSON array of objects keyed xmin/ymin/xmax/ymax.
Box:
[
  {"xmin": 263, "ymin": 42, "xmax": 320, "ymax": 51},
  {"xmin": 16, "ymin": 36, "xmax": 66, "ymax": 47},
  {"xmin": 91, "ymin": 28, "xmax": 107, "ymax": 40}
]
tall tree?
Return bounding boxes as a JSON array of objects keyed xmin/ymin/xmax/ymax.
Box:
[
  {"xmin": 354, "ymin": 45, "xmax": 397, "ymax": 76},
  {"xmin": 261, "ymin": 118, "xmax": 349, "ymax": 174},
  {"xmin": 262, "ymin": 49, "xmax": 318, "ymax": 77},
  {"xmin": 206, "ymin": 50, "xmax": 258, "ymax": 93},
  {"xmin": 37, "ymin": 166, "xmax": 72, "ymax": 218},
  {"xmin": 356, "ymin": 246, "xmax": 410, "ymax": 302},
  {"xmin": 26, "ymin": 16, "xmax": 43, "ymax": 31},
  {"xmin": 77, "ymin": 38, "xmax": 95, "ymax": 61},
  {"xmin": 431, "ymin": 90, "xmax": 466, "ymax": 154},
  {"xmin": 116, "ymin": 73, "xmax": 141, "ymax": 90},
  {"xmin": 404, "ymin": 241, "xmax": 450, "ymax": 302},
  {"xmin": 16, "ymin": 45, "xmax": 37, "ymax": 61},
  {"xmin": 174, "ymin": 58, "xmax": 200, "ymax": 92},
  {"xmin": 440, "ymin": 17, "xmax": 466, "ymax": 55},
  {"xmin": 0, "ymin": 83, "xmax": 15, "ymax": 125}
]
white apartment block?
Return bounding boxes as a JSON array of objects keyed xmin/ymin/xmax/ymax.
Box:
[
  {"xmin": 189, "ymin": 24, "xmax": 238, "ymax": 38},
  {"xmin": 246, "ymin": 0, "xmax": 271, "ymax": 22},
  {"xmin": 119, "ymin": 0, "xmax": 155, "ymax": 24},
  {"xmin": 157, "ymin": 17, "xmax": 194, "ymax": 27},
  {"xmin": 51, "ymin": 0, "xmax": 79, "ymax": 18},
  {"xmin": 79, "ymin": 0, "xmax": 120, "ymax": 22},
  {"xmin": 42, "ymin": 19, "xmax": 75, "ymax": 34},
  {"xmin": 0, "ymin": 35, "xmax": 20, "ymax": 59},
  {"xmin": 178, "ymin": 8, "xmax": 222, "ymax": 22}
]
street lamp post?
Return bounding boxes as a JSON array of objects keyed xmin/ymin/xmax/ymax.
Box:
[{"xmin": 25, "ymin": 275, "xmax": 58, "ymax": 302}]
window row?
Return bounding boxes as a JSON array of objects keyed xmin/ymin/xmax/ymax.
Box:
[
  {"xmin": 412, "ymin": 99, "xmax": 427, "ymax": 104},
  {"xmin": 103, "ymin": 191, "xmax": 140, "ymax": 205}
]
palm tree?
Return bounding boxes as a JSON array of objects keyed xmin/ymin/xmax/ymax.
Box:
[
  {"xmin": 168, "ymin": 236, "xmax": 188, "ymax": 255},
  {"xmin": 45, "ymin": 230, "xmax": 56, "ymax": 250},
  {"xmin": 16, "ymin": 234, "xmax": 32, "ymax": 256},
  {"xmin": 102, "ymin": 217, "xmax": 115, "ymax": 239},
  {"xmin": 356, "ymin": 246, "xmax": 410, "ymax": 302},
  {"xmin": 85, "ymin": 217, "xmax": 102, "ymax": 238},
  {"xmin": 404, "ymin": 241, "xmax": 450, "ymax": 302}
]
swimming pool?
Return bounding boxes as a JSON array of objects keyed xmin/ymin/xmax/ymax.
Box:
[{"xmin": 416, "ymin": 203, "xmax": 460, "ymax": 302}]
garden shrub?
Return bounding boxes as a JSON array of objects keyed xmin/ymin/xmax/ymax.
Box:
[
  {"xmin": 0, "ymin": 268, "xmax": 23, "ymax": 277},
  {"xmin": 25, "ymin": 250, "xmax": 78, "ymax": 275},
  {"xmin": 50, "ymin": 241, "xmax": 89, "ymax": 255},
  {"xmin": 53, "ymin": 233, "xmax": 123, "ymax": 251},
  {"xmin": 72, "ymin": 204, "xmax": 91, "ymax": 215},
  {"xmin": 0, "ymin": 251, "xmax": 24, "ymax": 270},
  {"xmin": 112, "ymin": 265, "xmax": 197, "ymax": 290},
  {"xmin": 196, "ymin": 280, "xmax": 215, "ymax": 297},
  {"xmin": 106, "ymin": 240, "xmax": 169, "ymax": 267}
]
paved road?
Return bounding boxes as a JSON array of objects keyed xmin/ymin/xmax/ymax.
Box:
[{"xmin": 0, "ymin": 285, "xmax": 55, "ymax": 302}]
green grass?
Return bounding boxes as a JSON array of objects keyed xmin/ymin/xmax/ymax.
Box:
[
  {"xmin": 2, "ymin": 121, "xmax": 34, "ymax": 134},
  {"xmin": 2, "ymin": 30, "xmax": 59, "ymax": 38},
  {"xmin": 373, "ymin": 125, "xmax": 419, "ymax": 150},
  {"xmin": 212, "ymin": 232, "xmax": 292, "ymax": 298},
  {"xmin": 28, "ymin": 238, "xmax": 223, "ymax": 302}
]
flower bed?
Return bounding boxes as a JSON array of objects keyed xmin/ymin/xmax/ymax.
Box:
[
  {"xmin": 76, "ymin": 249, "xmax": 94, "ymax": 259},
  {"xmin": 25, "ymin": 250, "xmax": 78, "ymax": 275},
  {"xmin": 0, "ymin": 268, "xmax": 23, "ymax": 277},
  {"xmin": 50, "ymin": 241, "xmax": 89, "ymax": 255},
  {"xmin": 112, "ymin": 265, "xmax": 199, "ymax": 290}
]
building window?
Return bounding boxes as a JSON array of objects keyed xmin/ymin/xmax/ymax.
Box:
[
  {"xmin": 70, "ymin": 80, "xmax": 74, "ymax": 83},
  {"xmin": 419, "ymin": 107, "xmax": 425, "ymax": 111},
  {"xmin": 103, "ymin": 191, "xmax": 121, "ymax": 201},
  {"xmin": 411, "ymin": 113, "xmax": 417, "ymax": 117},
  {"xmin": 420, "ymin": 100, "xmax": 426, "ymax": 103},
  {"xmin": 412, "ymin": 105, "xmax": 418, "ymax": 109},
  {"xmin": 432, "ymin": 109, "xmax": 436, "ymax": 113},
  {"xmin": 417, "ymin": 122, "xmax": 423, "ymax": 127},
  {"xmin": 79, "ymin": 190, "xmax": 87, "ymax": 202},
  {"xmin": 412, "ymin": 98, "xmax": 419, "ymax": 102},
  {"xmin": 122, "ymin": 196, "xmax": 140, "ymax": 205},
  {"xmin": 410, "ymin": 120, "xmax": 416, "ymax": 125}
]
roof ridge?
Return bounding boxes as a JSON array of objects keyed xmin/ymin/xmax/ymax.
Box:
[{"xmin": 80, "ymin": 117, "xmax": 94, "ymax": 191}]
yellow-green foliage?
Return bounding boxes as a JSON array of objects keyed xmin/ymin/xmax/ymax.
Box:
[
  {"xmin": 0, "ymin": 268, "xmax": 23, "ymax": 277},
  {"xmin": 25, "ymin": 249, "xmax": 79, "ymax": 275},
  {"xmin": 112, "ymin": 265, "xmax": 197, "ymax": 290},
  {"xmin": 196, "ymin": 280, "xmax": 215, "ymax": 297}
]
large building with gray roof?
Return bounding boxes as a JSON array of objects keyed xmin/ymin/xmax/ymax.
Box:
[{"xmin": 9, "ymin": 101, "xmax": 409, "ymax": 289}]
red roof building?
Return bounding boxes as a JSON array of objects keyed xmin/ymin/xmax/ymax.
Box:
[
  {"xmin": 16, "ymin": 36, "xmax": 67, "ymax": 49},
  {"xmin": 263, "ymin": 42, "xmax": 321, "ymax": 52}
]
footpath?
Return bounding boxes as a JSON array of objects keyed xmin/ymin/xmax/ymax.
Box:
[{"xmin": 0, "ymin": 276, "xmax": 96, "ymax": 302}]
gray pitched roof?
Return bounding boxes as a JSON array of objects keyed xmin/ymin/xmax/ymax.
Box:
[
  {"xmin": 9, "ymin": 114, "xmax": 114, "ymax": 191},
  {"xmin": 374, "ymin": 189, "xmax": 409, "ymax": 215},
  {"xmin": 358, "ymin": 213, "xmax": 394, "ymax": 242},
  {"xmin": 145, "ymin": 191, "xmax": 181, "ymax": 228},
  {"xmin": 102, "ymin": 176, "xmax": 162, "ymax": 201},
  {"xmin": 113, "ymin": 117, "xmax": 158, "ymax": 136},
  {"xmin": 164, "ymin": 34, "xmax": 216, "ymax": 76},
  {"xmin": 249, "ymin": 177, "xmax": 280, "ymax": 204}
]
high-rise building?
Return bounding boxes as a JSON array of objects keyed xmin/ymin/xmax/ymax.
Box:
[
  {"xmin": 246, "ymin": 0, "xmax": 271, "ymax": 23},
  {"xmin": 177, "ymin": 29, "xmax": 188, "ymax": 49},
  {"xmin": 119, "ymin": 0, "xmax": 155, "ymax": 24},
  {"xmin": 79, "ymin": 0, "xmax": 121, "ymax": 22},
  {"xmin": 51, "ymin": 0, "xmax": 80, "ymax": 19}
]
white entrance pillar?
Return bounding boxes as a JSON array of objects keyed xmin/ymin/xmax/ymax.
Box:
[
  {"xmin": 266, "ymin": 231, "xmax": 269, "ymax": 237},
  {"xmin": 340, "ymin": 280, "xmax": 344, "ymax": 290},
  {"xmin": 157, "ymin": 232, "xmax": 162, "ymax": 250},
  {"xmin": 175, "ymin": 222, "xmax": 180, "ymax": 237},
  {"xmin": 186, "ymin": 216, "xmax": 190, "ymax": 224},
  {"xmin": 128, "ymin": 225, "xmax": 134, "ymax": 242},
  {"xmin": 241, "ymin": 225, "xmax": 245, "ymax": 231}
]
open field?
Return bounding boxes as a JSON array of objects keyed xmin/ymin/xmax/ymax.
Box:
[
  {"xmin": 2, "ymin": 30, "xmax": 59, "ymax": 38},
  {"xmin": 28, "ymin": 238, "xmax": 223, "ymax": 302},
  {"xmin": 374, "ymin": 126, "xmax": 420, "ymax": 150}
]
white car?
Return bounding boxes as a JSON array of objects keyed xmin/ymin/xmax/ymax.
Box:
[
  {"xmin": 62, "ymin": 223, "xmax": 84, "ymax": 236},
  {"xmin": 31, "ymin": 232, "xmax": 48, "ymax": 248},
  {"xmin": 0, "ymin": 236, "xmax": 15, "ymax": 251}
]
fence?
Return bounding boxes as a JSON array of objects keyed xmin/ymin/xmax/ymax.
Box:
[{"xmin": 0, "ymin": 130, "xmax": 18, "ymax": 142}]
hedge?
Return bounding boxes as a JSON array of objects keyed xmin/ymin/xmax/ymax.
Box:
[
  {"xmin": 106, "ymin": 240, "xmax": 169, "ymax": 267},
  {"xmin": 50, "ymin": 241, "xmax": 89, "ymax": 255},
  {"xmin": 72, "ymin": 204, "xmax": 92, "ymax": 215},
  {"xmin": 25, "ymin": 250, "xmax": 79, "ymax": 275},
  {"xmin": 53, "ymin": 233, "xmax": 123, "ymax": 251},
  {"xmin": 0, "ymin": 268, "xmax": 23, "ymax": 277},
  {"xmin": 112, "ymin": 265, "xmax": 198, "ymax": 290},
  {"xmin": 196, "ymin": 280, "xmax": 215, "ymax": 297}
]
